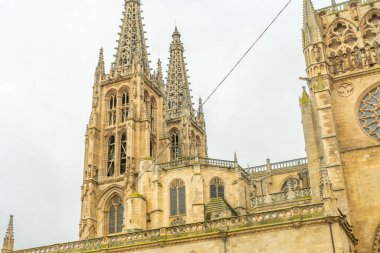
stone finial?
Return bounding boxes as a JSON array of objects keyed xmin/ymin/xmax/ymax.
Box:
[{"xmin": 2, "ymin": 215, "xmax": 14, "ymax": 253}]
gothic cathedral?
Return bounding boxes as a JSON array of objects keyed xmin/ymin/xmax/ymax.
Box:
[{"xmin": 2, "ymin": 0, "xmax": 380, "ymax": 252}]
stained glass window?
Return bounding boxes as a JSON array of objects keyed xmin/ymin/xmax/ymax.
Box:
[
  {"xmin": 359, "ymin": 85, "xmax": 380, "ymax": 141},
  {"xmin": 210, "ymin": 177, "xmax": 224, "ymax": 199},
  {"xmin": 108, "ymin": 196, "xmax": 123, "ymax": 234},
  {"xmin": 170, "ymin": 179, "xmax": 186, "ymax": 216}
]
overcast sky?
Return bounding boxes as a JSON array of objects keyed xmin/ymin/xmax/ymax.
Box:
[{"xmin": 0, "ymin": 0, "xmax": 337, "ymax": 249}]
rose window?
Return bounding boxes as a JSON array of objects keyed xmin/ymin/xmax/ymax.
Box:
[{"xmin": 358, "ymin": 85, "xmax": 380, "ymax": 141}]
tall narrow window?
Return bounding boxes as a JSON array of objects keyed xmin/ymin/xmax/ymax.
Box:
[
  {"xmin": 120, "ymin": 133, "xmax": 127, "ymax": 174},
  {"xmin": 150, "ymin": 98, "xmax": 156, "ymax": 133},
  {"xmin": 210, "ymin": 177, "xmax": 225, "ymax": 199},
  {"xmin": 108, "ymin": 95, "xmax": 117, "ymax": 126},
  {"xmin": 107, "ymin": 135, "xmax": 115, "ymax": 177},
  {"xmin": 149, "ymin": 137, "xmax": 156, "ymax": 158},
  {"xmin": 108, "ymin": 196, "xmax": 124, "ymax": 234},
  {"xmin": 170, "ymin": 179, "xmax": 186, "ymax": 216},
  {"xmin": 121, "ymin": 91, "xmax": 129, "ymax": 123},
  {"xmin": 170, "ymin": 131, "xmax": 180, "ymax": 161}
]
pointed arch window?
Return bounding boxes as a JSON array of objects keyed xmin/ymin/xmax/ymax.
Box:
[
  {"xmin": 210, "ymin": 177, "xmax": 224, "ymax": 199},
  {"xmin": 108, "ymin": 196, "xmax": 123, "ymax": 234},
  {"xmin": 281, "ymin": 178, "xmax": 300, "ymax": 192},
  {"xmin": 121, "ymin": 91, "xmax": 129, "ymax": 123},
  {"xmin": 150, "ymin": 98, "xmax": 157, "ymax": 134},
  {"xmin": 150, "ymin": 137, "xmax": 156, "ymax": 158},
  {"xmin": 107, "ymin": 135, "xmax": 115, "ymax": 177},
  {"xmin": 120, "ymin": 133, "xmax": 127, "ymax": 174},
  {"xmin": 170, "ymin": 131, "xmax": 180, "ymax": 161},
  {"xmin": 108, "ymin": 95, "xmax": 117, "ymax": 126},
  {"xmin": 170, "ymin": 179, "xmax": 186, "ymax": 216}
]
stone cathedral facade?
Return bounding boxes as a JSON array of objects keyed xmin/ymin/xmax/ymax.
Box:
[{"xmin": 2, "ymin": 0, "xmax": 380, "ymax": 252}]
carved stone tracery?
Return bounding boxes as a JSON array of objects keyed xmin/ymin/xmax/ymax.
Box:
[{"xmin": 358, "ymin": 85, "xmax": 380, "ymax": 141}]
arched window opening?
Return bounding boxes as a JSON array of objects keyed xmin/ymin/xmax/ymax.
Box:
[
  {"xmin": 150, "ymin": 98, "xmax": 156, "ymax": 134},
  {"xmin": 121, "ymin": 91, "xmax": 129, "ymax": 123},
  {"xmin": 107, "ymin": 135, "xmax": 115, "ymax": 177},
  {"xmin": 150, "ymin": 137, "xmax": 156, "ymax": 158},
  {"xmin": 281, "ymin": 178, "xmax": 300, "ymax": 192},
  {"xmin": 210, "ymin": 177, "xmax": 224, "ymax": 199},
  {"xmin": 120, "ymin": 133, "xmax": 127, "ymax": 174},
  {"xmin": 170, "ymin": 179, "xmax": 186, "ymax": 216},
  {"xmin": 108, "ymin": 95, "xmax": 117, "ymax": 126},
  {"xmin": 170, "ymin": 131, "xmax": 180, "ymax": 161},
  {"xmin": 108, "ymin": 196, "xmax": 123, "ymax": 234}
]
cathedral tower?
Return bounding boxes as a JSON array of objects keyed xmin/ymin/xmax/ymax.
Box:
[
  {"xmin": 79, "ymin": 0, "xmax": 207, "ymax": 240},
  {"xmin": 301, "ymin": 1, "xmax": 380, "ymax": 252}
]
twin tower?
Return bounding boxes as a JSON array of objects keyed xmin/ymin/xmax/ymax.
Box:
[{"xmin": 79, "ymin": 0, "xmax": 207, "ymax": 239}]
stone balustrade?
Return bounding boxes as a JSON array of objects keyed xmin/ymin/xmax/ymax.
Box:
[
  {"xmin": 157, "ymin": 157, "xmax": 236, "ymax": 170},
  {"xmin": 246, "ymin": 157, "xmax": 308, "ymax": 174},
  {"xmin": 317, "ymin": 0, "xmax": 378, "ymax": 12},
  {"xmin": 252, "ymin": 188, "xmax": 312, "ymax": 208},
  {"xmin": 13, "ymin": 203, "xmax": 324, "ymax": 253}
]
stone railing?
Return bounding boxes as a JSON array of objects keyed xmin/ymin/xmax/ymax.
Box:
[
  {"xmin": 252, "ymin": 188, "xmax": 312, "ymax": 208},
  {"xmin": 271, "ymin": 192, "xmax": 288, "ymax": 202},
  {"xmin": 157, "ymin": 157, "xmax": 236, "ymax": 171},
  {"xmin": 246, "ymin": 157, "xmax": 308, "ymax": 174},
  {"xmin": 294, "ymin": 188, "xmax": 312, "ymax": 199},
  {"xmin": 317, "ymin": 0, "xmax": 379, "ymax": 12},
  {"xmin": 13, "ymin": 203, "xmax": 324, "ymax": 253}
]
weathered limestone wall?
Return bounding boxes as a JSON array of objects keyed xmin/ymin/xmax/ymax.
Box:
[
  {"xmin": 341, "ymin": 147, "xmax": 380, "ymax": 253},
  {"xmin": 104, "ymin": 222, "xmax": 352, "ymax": 253},
  {"xmin": 330, "ymin": 75, "xmax": 380, "ymax": 252}
]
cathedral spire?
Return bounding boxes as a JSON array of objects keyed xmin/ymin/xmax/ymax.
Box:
[
  {"xmin": 2, "ymin": 216, "xmax": 14, "ymax": 253},
  {"xmin": 166, "ymin": 27, "xmax": 193, "ymax": 117},
  {"xmin": 114, "ymin": 0, "xmax": 149, "ymax": 71},
  {"xmin": 302, "ymin": 0, "xmax": 322, "ymax": 49}
]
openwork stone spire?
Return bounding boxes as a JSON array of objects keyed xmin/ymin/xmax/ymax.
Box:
[
  {"xmin": 302, "ymin": 0, "xmax": 322, "ymax": 48},
  {"xmin": 114, "ymin": 0, "xmax": 149, "ymax": 71},
  {"xmin": 2, "ymin": 216, "xmax": 14, "ymax": 253},
  {"xmin": 166, "ymin": 27, "xmax": 193, "ymax": 117}
]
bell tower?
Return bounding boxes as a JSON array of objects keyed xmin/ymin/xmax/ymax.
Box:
[
  {"xmin": 301, "ymin": 1, "xmax": 380, "ymax": 252},
  {"xmin": 79, "ymin": 0, "xmax": 166, "ymax": 239},
  {"xmin": 79, "ymin": 0, "xmax": 208, "ymax": 241}
]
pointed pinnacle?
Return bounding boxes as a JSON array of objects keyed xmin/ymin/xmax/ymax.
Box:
[
  {"xmin": 3, "ymin": 215, "xmax": 14, "ymax": 251},
  {"xmin": 234, "ymin": 152, "xmax": 238, "ymax": 162},
  {"xmin": 173, "ymin": 26, "xmax": 181, "ymax": 37},
  {"xmin": 5, "ymin": 215, "xmax": 14, "ymax": 239}
]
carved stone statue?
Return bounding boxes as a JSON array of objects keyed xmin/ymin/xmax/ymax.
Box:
[
  {"xmin": 342, "ymin": 53, "xmax": 350, "ymax": 72},
  {"xmin": 360, "ymin": 49, "xmax": 368, "ymax": 67},
  {"xmin": 312, "ymin": 45, "xmax": 322, "ymax": 62}
]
